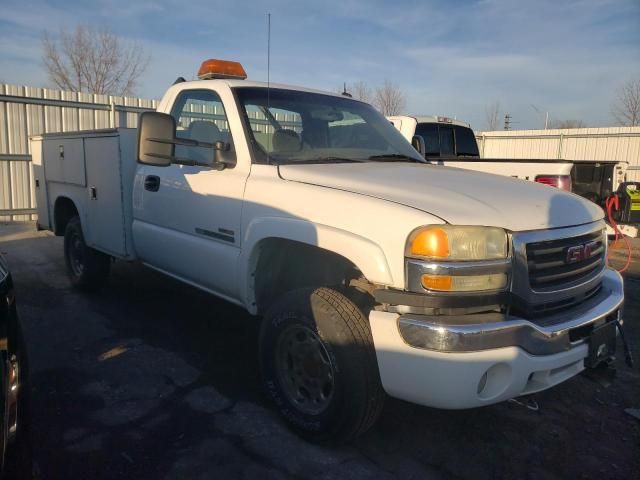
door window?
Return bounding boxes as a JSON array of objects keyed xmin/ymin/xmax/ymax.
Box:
[{"xmin": 170, "ymin": 90, "xmax": 232, "ymax": 166}]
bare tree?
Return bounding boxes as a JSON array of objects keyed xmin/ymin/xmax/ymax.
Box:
[
  {"xmin": 352, "ymin": 81, "xmax": 372, "ymax": 103},
  {"xmin": 484, "ymin": 101, "xmax": 501, "ymax": 130},
  {"xmin": 373, "ymin": 80, "xmax": 406, "ymax": 116},
  {"xmin": 42, "ymin": 25, "xmax": 150, "ymax": 96},
  {"xmin": 611, "ymin": 78, "xmax": 640, "ymax": 126},
  {"xmin": 548, "ymin": 119, "xmax": 587, "ymax": 129}
]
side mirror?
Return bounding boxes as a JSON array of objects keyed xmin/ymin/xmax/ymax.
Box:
[
  {"xmin": 137, "ymin": 112, "xmax": 176, "ymax": 166},
  {"xmin": 212, "ymin": 140, "xmax": 237, "ymax": 171},
  {"xmin": 411, "ymin": 135, "xmax": 426, "ymax": 156}
]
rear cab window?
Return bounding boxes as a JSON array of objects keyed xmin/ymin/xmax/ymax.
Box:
[{"xmin": 414, "ymin": 122, "xmax": 480, "ymax": 157}]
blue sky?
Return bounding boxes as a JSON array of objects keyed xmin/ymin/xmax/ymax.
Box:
[{"xmin": 1, "ymin": 0, "xmax": 639, "ymax": 130}]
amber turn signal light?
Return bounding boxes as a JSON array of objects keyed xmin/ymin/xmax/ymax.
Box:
[{"xmin": 409, "ymin": 227, "xmax": 450, "ymax": 258}]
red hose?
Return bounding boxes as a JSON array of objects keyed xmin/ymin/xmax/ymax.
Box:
[{"xmin": 605, "ymin": 195, "xmax": 633, "ymax": 273}]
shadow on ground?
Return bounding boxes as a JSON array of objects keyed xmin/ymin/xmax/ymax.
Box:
[{"xmin": 1, "ymin": 224, "xmax": 638, "ymax": 480}]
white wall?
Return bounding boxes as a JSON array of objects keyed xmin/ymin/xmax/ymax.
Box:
[{"xmin": 477, "ymin": 127, "xmax": 640, "ymax": 182}]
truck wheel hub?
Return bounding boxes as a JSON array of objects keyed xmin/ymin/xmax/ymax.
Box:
[
  {"xmin": 69, "ymin": 234, "xmax": 85, "ymax": 275},
  {"xmin": 276, "ymin": 325, "xmax": 334, "ymax": 415}
]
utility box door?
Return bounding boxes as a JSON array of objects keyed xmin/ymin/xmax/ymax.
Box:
[
  {"xmin": 83, "ymin": 135, "xmax": 126, "ymax": 256},
  {"xmin": 43, "ymin": 137, "xmax": 86, "ymax": 186}
]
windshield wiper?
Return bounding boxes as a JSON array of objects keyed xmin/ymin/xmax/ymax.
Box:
[{"xmin": 368, "ymin": 154, "xmax": 426, "ymax": 163}]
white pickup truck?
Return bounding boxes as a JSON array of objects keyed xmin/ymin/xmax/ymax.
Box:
[
  {"xmin": 32, "ymin": 59, "xmax": 625, "ymax": 441},
  {"xmin": 389, "ymin": 115, "xmax": 574, "ymax": 186}
]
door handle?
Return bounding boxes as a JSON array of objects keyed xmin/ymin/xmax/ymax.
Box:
[{"xmin": 144, "ymin": 175, "xmax": 160, "ymax": 192}]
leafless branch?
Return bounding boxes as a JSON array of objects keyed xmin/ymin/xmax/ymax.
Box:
[
  {"xmin": 41, "ymin": 25, "xmax": 150, "ymax": 96},
  {"xmin": 611, "ymin": 78, "xmax": 640, "ymax": 126},
  {"xmin": 351, "ymin": 81, "xmax": 372, "ymax": 103},
  {"xmin": 484, "ymin": 101, "xmax": 501, "ymax": 131},
  {"xmin": 373, "ymin": 80, "xmax": 406, "ymax": 116}
]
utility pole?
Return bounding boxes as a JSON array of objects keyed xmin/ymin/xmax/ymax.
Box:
[{"xmin": 504, "ymin": 113, "xmax": 512, "ymax": 130}]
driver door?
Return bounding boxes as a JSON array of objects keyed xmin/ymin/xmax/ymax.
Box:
[{"xmin": 132, "ymin": 89, "xmax": 249, "ymax": 300}]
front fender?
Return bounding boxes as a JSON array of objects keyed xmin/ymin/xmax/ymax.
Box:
[{"xmin": 239, "ymin": 217, "xmax": 393, "ymax": 314}]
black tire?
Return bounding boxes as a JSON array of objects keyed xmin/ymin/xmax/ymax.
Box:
[
  {"xmin": 259, "ymin": 287, "xmax": 385, "ymax": 442},
  {"xmin": 64, "ymin": 216, "xmax": 110, "ymax": 291}
]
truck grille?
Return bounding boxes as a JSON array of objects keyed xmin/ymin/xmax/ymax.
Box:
[{"xmin": 526, "ymin": 230, "xmax": 605, "ymax": 289}]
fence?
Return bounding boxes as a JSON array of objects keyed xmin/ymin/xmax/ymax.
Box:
[
  {"xmin": 476, "ymin": 127, "xmax": 640, "ymax": 182},
  {"xmin": 0, "ymin": 83, "xmax": 157, "ymax": 221}
]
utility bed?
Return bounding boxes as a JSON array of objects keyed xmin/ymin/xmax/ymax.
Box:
[{"xmin": 31, "ymin": 129, "xmax": 138, "ymax": 259}]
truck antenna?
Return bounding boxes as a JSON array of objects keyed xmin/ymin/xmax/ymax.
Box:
[
  {"xmin": 267, "ymin": 13, "xmax": 271, "ymax": 107},
  {"xmin": 267, "ymin": 12, "xmax": 272, "ymax": 152}
]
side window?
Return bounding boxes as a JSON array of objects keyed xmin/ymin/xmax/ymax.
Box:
[
  {"xmin": 170, "ymin": 90, "xmax": 232, "ymax": 166},
  {"xmin": 245, "ymin": 105, "xmax": 303, "ymax": 153}
]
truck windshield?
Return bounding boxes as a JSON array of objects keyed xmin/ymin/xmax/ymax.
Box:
[
  {"xmin": 234, "ymin": 87, "xmax": 424, "ymax": 164},
  {"xmin": 414, "ymin": 123, "xmax": 480, "ymax": 157}
]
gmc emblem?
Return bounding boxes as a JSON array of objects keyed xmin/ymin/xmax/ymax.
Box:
[{"xmin": 565, "ymin": 241, "xmax": 599, "ymax": 264}]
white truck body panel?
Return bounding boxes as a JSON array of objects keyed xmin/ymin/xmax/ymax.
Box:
[
  {"xmin": 32, "ymin": 129, "xmax": 138, "ymax": 259},
  {"xmin": 278, "ymin": 162, "xmax": 603, "ymax": 231},
  {"xmin": 434, "ymin": 160, "xmax": 572, "ymax": 180}
]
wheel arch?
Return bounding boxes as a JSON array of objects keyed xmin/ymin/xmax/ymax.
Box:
[
  {"xmin": 241, "ymin": 218, "xmax": 393, "ymax": 315},
  {"xmin": 53, "ymin": 196, "xmax": 81, "ymax": 236}
]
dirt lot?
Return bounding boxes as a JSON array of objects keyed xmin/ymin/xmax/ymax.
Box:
[{"xmin": 0, "ymin": 222, "xmax": 638, "ymax": 480}]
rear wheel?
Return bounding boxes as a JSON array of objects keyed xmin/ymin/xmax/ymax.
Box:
[
  {"xmin": 259, "ymin": 287, "xmax": 385, "ymax": 442},
  {"xmin": 64, "ymin": 216, "xmax": 110, "ymax": 291}
]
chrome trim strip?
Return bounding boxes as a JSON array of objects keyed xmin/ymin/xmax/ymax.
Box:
[
  {"xmin": 406, "ymin": 258, "xmax": 511, "ymax": 293},
  {"xmin": 397, "ymin": 268, "xmax": 623, "ymax": 355}
]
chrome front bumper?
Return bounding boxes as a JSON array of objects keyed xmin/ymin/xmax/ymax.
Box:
[{"xmin": 397, "ymin": 268, "xmax": 624, "ymax": 355}]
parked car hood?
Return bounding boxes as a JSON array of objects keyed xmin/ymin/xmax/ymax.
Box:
[{"xmin": 278, "ymin": 162, "xmax": 603, "ymax": 231}]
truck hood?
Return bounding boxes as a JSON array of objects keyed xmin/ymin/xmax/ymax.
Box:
[{"xmin": 278, "ymin": 162, "xmax": 603, "ymax": 231}]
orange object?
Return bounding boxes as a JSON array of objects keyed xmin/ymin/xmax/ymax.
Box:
[
  {"xmin": 197, "ymin": 59, "xmax": 247, "ymax": 80},
  {"xmin": 605, "ymin": 195, "xmax": 632, "ymax": 273},
  {"xmin": 421, "ymin": 275, "xmax": 453, "ymax": 291},
  {"xmin": 410, "ymin": 227, "xmax": 450, "ymax": 258}
]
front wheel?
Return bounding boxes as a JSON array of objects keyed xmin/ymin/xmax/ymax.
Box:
[
  {"xmin": 259, "ymin": 287, "xmax": 385, "ymax": 442},
  {"xmin": 64, "ymin": 216, "xmax": 110, "ymax": 291}
]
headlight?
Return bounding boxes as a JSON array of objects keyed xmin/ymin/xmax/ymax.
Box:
[
  {"xmin": 405, "ymin": 226, "xmax": 510, "ymax": 293},
  {"xmin": 406, "ymin": 225, "xmax": 508, "ymax": 261}
]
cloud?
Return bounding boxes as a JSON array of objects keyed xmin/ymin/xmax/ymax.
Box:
[{"xmin": 0, "ymin": 0, "xmax": 638, "ymax": 128}]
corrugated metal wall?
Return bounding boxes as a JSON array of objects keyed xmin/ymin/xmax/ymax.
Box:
[
  {"xmin": 0, "ymin": 83, "xmax": 157, "ymax": 221},
  {"xmin": 477, "ymin": 127, "xmax": 640, "ymax": 182}
]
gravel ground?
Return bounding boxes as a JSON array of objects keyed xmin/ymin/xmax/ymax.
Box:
[{"xmin": 0, "ymin": 222, "xmax": 638, "ymax": 480}]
